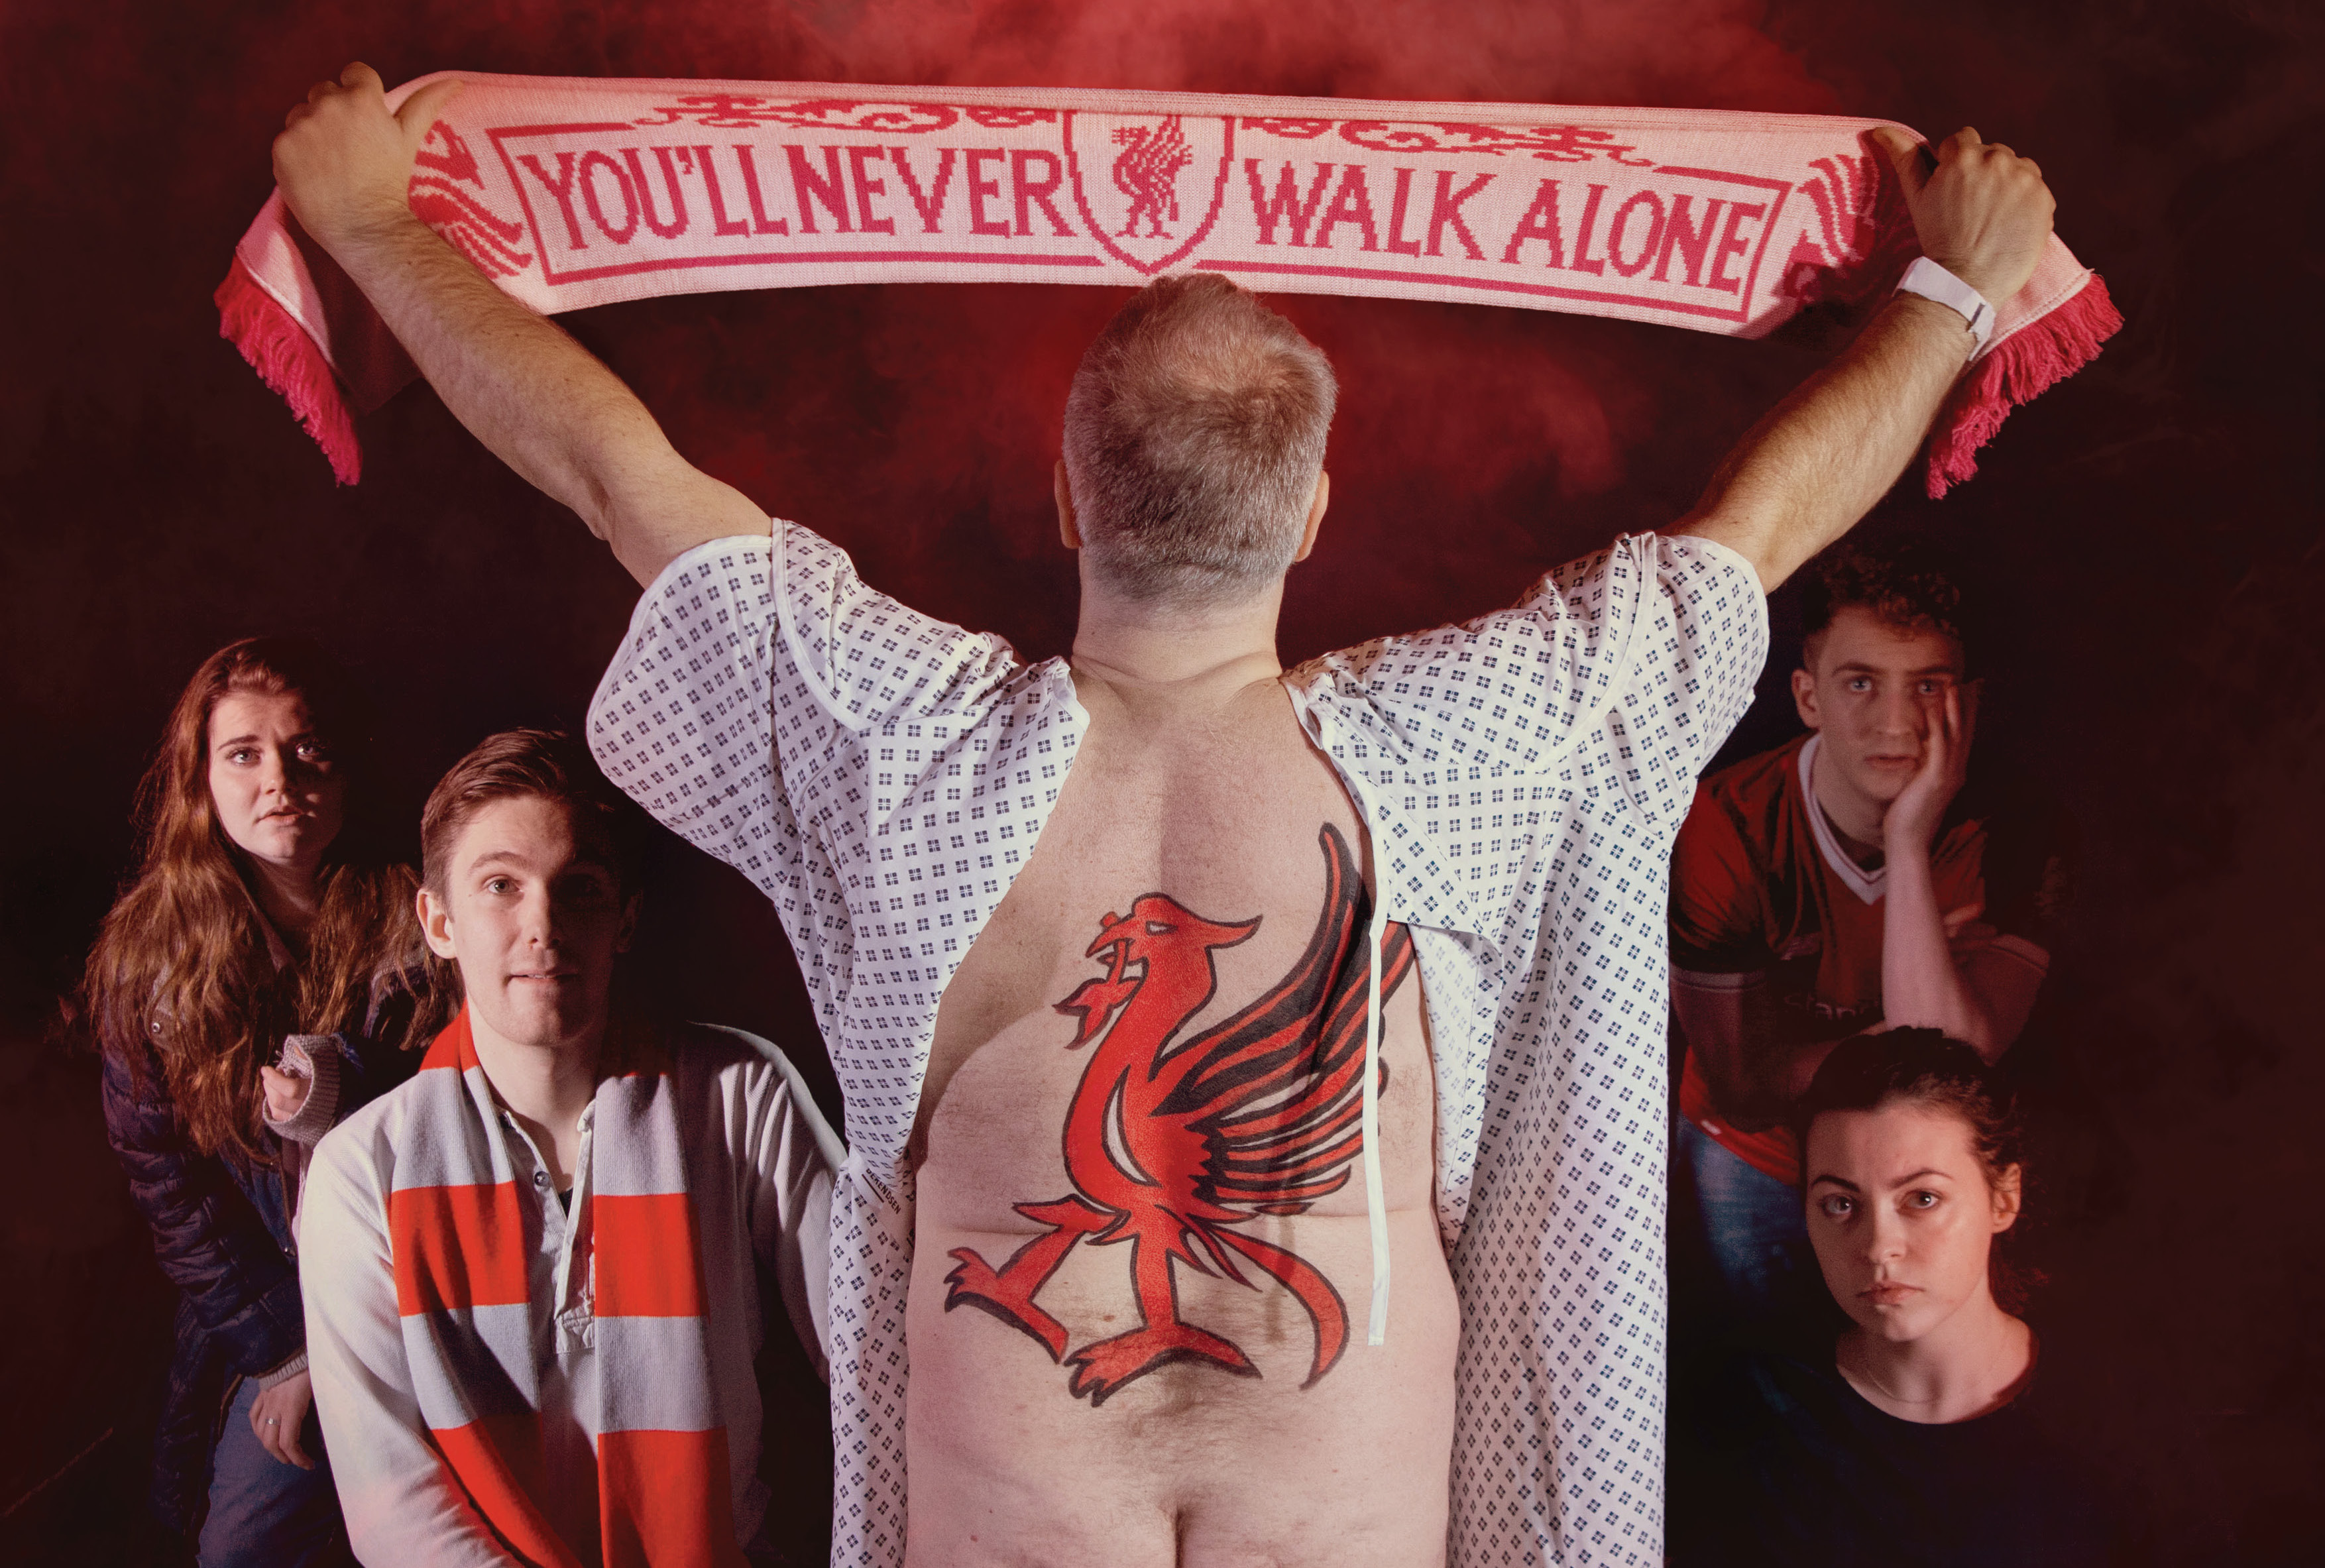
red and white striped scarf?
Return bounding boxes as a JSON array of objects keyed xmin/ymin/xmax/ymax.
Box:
[
  {"xmin": 219, "ymin": 74, "xmax": 2118, "ymax": 496},
  {"xmin": 389, "ymin": 1009, "xmax": 745, "ymax": 1568}
]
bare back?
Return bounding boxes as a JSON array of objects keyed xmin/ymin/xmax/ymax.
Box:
[{"xmin": 905, "ymin": 670, "xmax": 1455, "ymax": 1567}]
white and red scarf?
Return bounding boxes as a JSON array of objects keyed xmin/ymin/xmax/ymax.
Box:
[
  {"xmin": 219, "ymin": 74, "xmax": 2117, "ymax": 495},
  {"xmin": 390, "ymin": 1009, "xmax": 744, "ymax": 1568}
]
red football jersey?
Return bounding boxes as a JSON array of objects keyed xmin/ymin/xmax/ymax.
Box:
[{"xmin": 1670, "ymin": 732, "xmax": 2063, "ymax": 1184}]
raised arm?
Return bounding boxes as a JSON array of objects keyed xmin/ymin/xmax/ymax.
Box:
[
  {"xmin": 272, "ymin": 64, "xmax": 763, "ymax": 586},
  {"xmin": 1872, "ymin": 682, "xmax": 2047, "ymax": 1061},
  {"xmin": 1675, "ymin": 127, "xmax": 2056, "ymax": 592}
]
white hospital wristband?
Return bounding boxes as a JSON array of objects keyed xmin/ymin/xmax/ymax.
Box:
[{"xmin": 1895, "ymin": 256, "xmax": 1997, "ymax": 359}]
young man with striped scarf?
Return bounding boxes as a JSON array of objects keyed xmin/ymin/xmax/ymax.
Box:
[{"xmin": 297, "ymin": 730, "xmax": 839, "ymax": 1567}]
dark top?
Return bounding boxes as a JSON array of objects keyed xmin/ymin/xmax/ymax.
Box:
[
  {"xmin": 100, "ymin": 963, "xmax": 427, "ymax": 1531},
  {"xmin": 1669, "ymin": 1341, "xmax": 2135, "ymax": 1568}
]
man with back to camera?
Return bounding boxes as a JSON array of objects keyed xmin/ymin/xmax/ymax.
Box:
[
  {"xmin": 271, "ymin": 62, "xmax": 2055, "ymax": 1567},
  {"xmin": 1668, "ymin": 547, "xmax": 2070, "ymax": 1335},
  {"xmin": 296, "ymin": 730, "xmax": 839, "ymax": 1566}
]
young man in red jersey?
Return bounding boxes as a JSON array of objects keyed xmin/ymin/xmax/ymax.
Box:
[{"xmin": 1667, "ymin": 547, "xmax": 2069, "ymax": 1329}]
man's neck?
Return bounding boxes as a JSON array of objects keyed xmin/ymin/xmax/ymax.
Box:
[
  {"xmin": 467, "ymin": 1011, "xmax": 604, "ymax": 1190},
  {"xmin": 1807, "ymin": 735, "xmax": 1888, "ymax": 867},
  {"xmin": 1069, "ymin": 573, "xmax": 1288, "ymax": 718}
]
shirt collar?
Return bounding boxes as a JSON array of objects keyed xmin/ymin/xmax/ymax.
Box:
[{"xmin": 1799, "ymin": 734, "xmax": 1886, "ymax": 905}]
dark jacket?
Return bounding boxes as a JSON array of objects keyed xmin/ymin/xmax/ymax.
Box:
[{"xmin": 101, "ymin": 982, "xmax": 424, "ymax": 1532}]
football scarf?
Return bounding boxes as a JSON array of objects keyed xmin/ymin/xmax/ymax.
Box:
[
  {"xmin": 218, "ymin": 73, "xmax": 2119, "ymax": 493},
  {"xmin": 387, "ymin": 1009, "xmax": 744, "ymax": 1568}
]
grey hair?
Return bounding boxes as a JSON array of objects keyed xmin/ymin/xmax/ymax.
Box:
[{"xmin": 1061, "ymin": 274, "xmax": 1337, "ymax": 605}]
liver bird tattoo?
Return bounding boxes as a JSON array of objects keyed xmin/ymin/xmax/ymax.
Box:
[{"xmin": 944, "ymin": 824, "xmax": 1415, "ymax": 1406}]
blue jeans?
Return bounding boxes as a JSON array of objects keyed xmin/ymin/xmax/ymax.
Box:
[
  {"xmin": 196, "ymin": 1374, "xmax": 344, "ymax": 1568},
  {"xmin": 1672, "ymin": 1117, "xmax": 1823, "ymax": 1337}
]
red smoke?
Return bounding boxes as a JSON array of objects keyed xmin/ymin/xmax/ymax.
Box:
[{"xmin": 815, "ymin": 0, "xmax": 1836, "ymax": 106}]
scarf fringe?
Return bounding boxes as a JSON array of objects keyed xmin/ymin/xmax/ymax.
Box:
[
  {"xmin": 213, "ymin": 260, "xmax": 361, "ymax": 486},
  {"xmin": 1925, "ymin": 271, "xmax": 2122, "ymax": 498}
]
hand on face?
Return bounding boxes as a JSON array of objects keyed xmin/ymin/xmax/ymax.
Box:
[
  {"xmin": 1804, "ymin": 1101, "xmax": 2020, "ymax": 1346},
  {"xmin": 1868, "ymin": 124, "xmax": 2057, "ymax": 306},
  {"xmin": 419, "ymin": 795, "xmax": 635, "ymax": 1054},
  {"xmin": 272, "ymin": 62, "xmax": 463, "ymax": 250},
  {"xmin": 1795, "ymin": 607, "xmax": 1970, "ymax": 840},
  {"xmin": 207, "ymin": 691, "xmax": 346, "ymax": 879},
  {"xmin": 1882, "ymin": 679, "xmax": 1979, "ymax": 857}
]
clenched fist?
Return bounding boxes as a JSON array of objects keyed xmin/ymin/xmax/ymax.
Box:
[
  {"xmin": 258, "ymin": 1062, "xmax": 308, "ymax": 1124},
  {"xmin": 272, "ymin": 62, "xmax": 463, "ymax": 251},
  {"xmin": 1867, "ymin": 125, "xmax": 2056, "ymax": 306}
]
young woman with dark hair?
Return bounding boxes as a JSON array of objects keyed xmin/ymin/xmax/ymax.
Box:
[
  {"xmin": 84, "ymin": 637, "xmax": 446, "ymax": 1565},
  {"xmin": 1669, "ymin": 1029, "xmax": 2131, "ymax": 1566}
]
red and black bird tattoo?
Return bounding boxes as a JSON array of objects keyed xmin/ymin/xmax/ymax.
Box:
[{"xmin": 944, "ymin": 823, "xmax": 1416, "ymax": 1406}]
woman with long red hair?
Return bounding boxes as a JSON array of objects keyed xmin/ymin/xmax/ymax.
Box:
[{"xmin": 85, "ymin": 637, "xmax": 443, "ymax": 1565}]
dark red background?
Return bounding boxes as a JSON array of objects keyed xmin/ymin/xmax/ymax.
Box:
[{"xmin": 3, "ymin": 1, "xmax": 2318, "ymax": 1563}]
